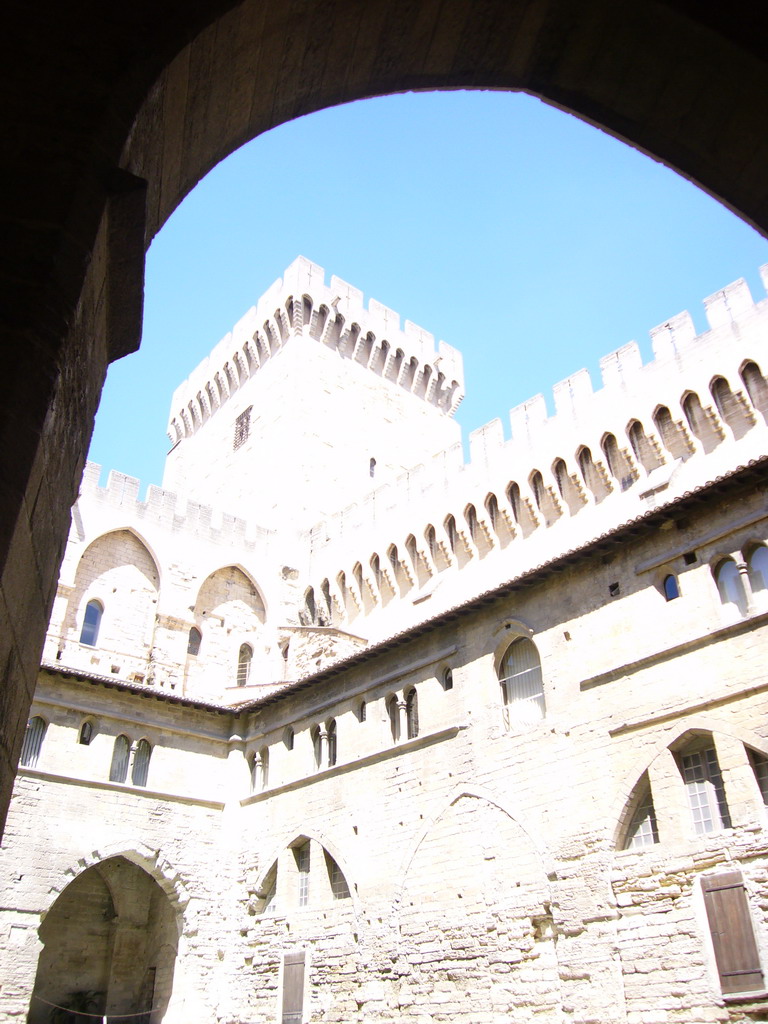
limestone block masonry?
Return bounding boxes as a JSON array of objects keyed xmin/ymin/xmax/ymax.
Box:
[{"xmin": 2, "ymin": 258, "xmax": 768, "ymax": 1023}]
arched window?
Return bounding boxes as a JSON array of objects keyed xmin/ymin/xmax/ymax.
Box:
[
  {"xmin": 327, "ymin": 719, "xmax": 337, "ymax": 767},
  {"xmin": 465, "ymin": 504, "xmax": 478, "ymax": 542},
  {"xmin": 187, "ymin": 626, "xmax": 202, "ymax": 656},
  {"xmin": 621, "ymin": 774, "xmax": 659, "ymax": 850},
  {"xmin": 677, "ymin": 739, "xmax": 731, "ymax": 834},
  {"xmin": 109, "ymin": 734, "xmax": 131, "ymax": 783},
  {"xmin": 747, "ymin": 748, "xmax": 768, "ymax": 807},
  {"xmin": 499, "ymin": 637, "xmax": 545, "ymax": 728},
  {"xmin": 627, "ymin": 420, "xmax": 663, "ymax": 473},
  {"xmin": 747, "ymin": 546, "xmax": 768, "ymax": 594},
  {"xmin": 78, "ymin": 720, "xmax": 94, "ymax": 745},
  {"xmin": 442, "ymin": 668, "xmax": 453, "ymax": 691},
  {"xmin": 131, "ymin": 739, "xmax": 152, "ymax": 787},
  {"xmin": 683, "ymin": 392, "xmax": 722, "ymax": 452},
  {"xmin": 370, "ymin": 554, "xmax": 382, "ymax": 589},
  {"xmin": 20, "ymin": 716, "xmax": 46, "ymax": 768},
  {"xmin": 311, "ymin": 725, "xmax": 322, "ymax": 770},
  {"xmin": 714, "ymin": 558, "xmax": 748, "ymax": 615},
  {"xmin": 711, "ymin": 375, "xmax": 753, "ymax": 438},
  {"xmin": 283, "ymin": 726, "xmax": 295, "ymax": 750},
  {"xmin": 79, "ymin": 599, "xmax": 103, "ymax": 646},
  {"xmin": 358, "ymin": 700, "xmax": 367, "ymax": 722},
  {"xmin": 237, "ymin": 644, "xmax": 253, "ymax": 686},
  {"xmin": 369, "ymin": 456, "xmax": 376, "ymax": 478},
  {"xmin": 405, "ymin": 688, "xmax": 419, "ymax": 740},
  {"xmin": 387, "ymin": 695, "xmax": 400, "ymax": 743},
  {"xmin": 663, "ymin": 574, "xmax": 680, "ymax": 601}
]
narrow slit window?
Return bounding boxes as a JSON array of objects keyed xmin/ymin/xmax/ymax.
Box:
[{"xmin": 109, "ymin": 734, "xmax": 131, "ymax": 784}]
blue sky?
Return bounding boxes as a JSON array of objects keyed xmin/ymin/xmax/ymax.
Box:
[{"xmin": 89, "ymin": 91, "xmax": 768, "ymax": 490}]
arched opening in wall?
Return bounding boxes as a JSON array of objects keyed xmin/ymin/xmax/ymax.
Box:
[{"xmin": 28, "ymin": 856, "xmax": 178, "ymax": 1024}]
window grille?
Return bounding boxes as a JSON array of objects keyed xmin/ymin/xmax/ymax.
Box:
[
  {"xmin": 187, "ymin": 626, "xmax": 202, "ymax": 656},
  {"xmin": 20, "ymin": 716, "xmax": 45, "ymax": 768},
  {"xmin": 296, "ymin": 843, "xmax": 310, "ymax": 907},
  {"xmin": 80, "ymin": 599, "xmax": 103, "ymax": 646},
  {"xmin": 405, "ymin": 688, "xmax": 419, "ymax": 740},
  {"xmin": 233, "ymin": 406, "xmax": 252, "ymax": 450},
  {"xmin": 131, "ymin": 739, "xmax": 152, "ymax": 787},
  {"xmin": 109, "ymin": 734, "xmax": 131, "ymax": 783},
  {"xmin": 622, "ymin": 777, "xmax": 659, "ymax": 849},
  {"xmin": 237, "ymin": 644, "xmax": 253, "ymax": 686},
  {"xmin": 679, "ymin": 745, "xmax": 731, "ymax": 834},
  {"xmin": 499, "ymin": 638, "xmax": 545, "ymax": 727}
]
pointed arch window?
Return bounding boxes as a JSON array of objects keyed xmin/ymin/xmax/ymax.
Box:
[
  {"xmin": 499, "ymin": 637, "xmax": 545, "ymax": 728},
  {"xmin": 311, "ymin": 725, "xmax": 322, "ymax": 770},
  {"xmin": 109, "ymin": 734, "xmax": 131, "ymax": 783},
  {"xmin": 237, "ymin": 644, "xmax": 253, "ymax": 686},
  {"xmin": 78, "ymin": 720, "xmax": 94, "ymax": 745},
  {"xmin": 20, "ymin": 716, "xmax": 46, "ymax": 768},
  {"xmin": 131, "ymin": 739, "xmax": 152, "ymax": 787},
  {"xmin": 621, "ymin": 774, "xmax": 659, "ymax": 850},
  {"xmin": 80, "ymin": 599, "xmax": 103, "ymax": 646}
]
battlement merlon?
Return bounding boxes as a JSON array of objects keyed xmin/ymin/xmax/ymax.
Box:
[
  {"xmin": 76, "ymin": 462, "xmax": 279, "ymax": 549},
  {"xmin": 485, "ymin": 269, "xmax": 768, "ymax": 447},
  {"xmin": 166, "ymin": 256, "xmax": 466, "ymax": 444}
]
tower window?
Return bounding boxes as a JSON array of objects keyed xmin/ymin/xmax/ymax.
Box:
[
  {"xmin": 405, "ymin": 688, "xmax": 419, "ymax": 740},
  {"xmin": 233, "ymin": 406, "xmax": 252, "ymax": 450},
  {"xmin": 109, "ymin": 734, "xmax": 131, "ymax": 783},
  {"xmin": 78, "ymin": 720, "xmax": 94, "ymax": 745},
  {"xmin": 131, "ymin": 739, "xmax": 152, "ymax": 788}
]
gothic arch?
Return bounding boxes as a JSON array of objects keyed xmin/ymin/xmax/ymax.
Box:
[
  {"xmin": 396, "ymin": 784, "xmax": 554, "ymax": 897},
  {"xmin": 608, "ymin": 715, "xmax": 768, "ymax": 846}
]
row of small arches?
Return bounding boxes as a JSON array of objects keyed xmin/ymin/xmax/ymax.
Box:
[
  {"xmin": 301, "ymin": 361, "xmax": 768, "ymax": 624},
  {"xmin": 169, "ymin": 291, "xmax": 462, "ymax": 441},
  {"xmin": 20, "ymin": 717, "xmax": 153, "ymax": 788}
]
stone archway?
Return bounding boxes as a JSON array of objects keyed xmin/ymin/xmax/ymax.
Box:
[
  {"xmin": 28, "ymin": 856, "xmax": 178, "ymax": 1024},
  {"xmin": 4, "ymin": 0, "xmax": 768, "ymax": 834}
]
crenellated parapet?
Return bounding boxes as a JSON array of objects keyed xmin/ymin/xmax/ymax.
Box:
[
  {"xmin": 166, "ymin": 256, "xmax": 465, "ymax": 444},
  {"xmin": 297, "ymin": 269, "xmax": 768, "ymax": 638},
  {"xmin": 77, "ymin": 463, "xmax": 278, "ymax": 551}
]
